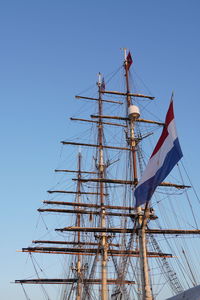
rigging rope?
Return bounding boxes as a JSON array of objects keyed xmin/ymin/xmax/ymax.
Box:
[
  {"xmin": 109, "ymin": 224, "xmax": 137, "ymax": 300},
  {"xmin": 82, "ymin": 253, "xmax": 99, "ymax": 300},
  {"xmin": 30, "ymin": 254, "xmax": 51, "ymax": 300},
  {"xmin": 178, "ymin": 163, "xmax": 199, "ymax": 228},
  {"xmin": 149, "ymin": 233, "xmax": 183, "ymax": 295},
  {"xmin": 21, "ymin": 284, "xmax": 31, "ymax": 300}
]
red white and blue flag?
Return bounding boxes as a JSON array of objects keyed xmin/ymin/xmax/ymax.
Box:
[{"xmin": 134, "ymin": 96, "xmax": 183, "ymax": 207}]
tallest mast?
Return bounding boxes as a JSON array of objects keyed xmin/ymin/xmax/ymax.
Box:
[{"xmin": 123, "ymin": 49, "xmax": 153, "ymax": 300}]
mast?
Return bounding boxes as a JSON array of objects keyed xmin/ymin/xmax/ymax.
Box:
[
  {"xmin": 124, "ymin": 49, "xmax": 153, "ymax": 300},
  {"xmin": 97, "ymin": 73, "xmax": 108, "ymax": 300},
  {"xmin": 76, "ymin": 151, "xmax": 82, "ymax": 300}
]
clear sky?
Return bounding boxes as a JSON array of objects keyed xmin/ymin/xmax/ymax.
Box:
[{"xmin": 1, "ymin": 0, "xmax": 200, "ymax": 299}]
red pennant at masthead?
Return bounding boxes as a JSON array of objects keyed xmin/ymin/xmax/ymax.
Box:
[
  {"xmin": 101, "ymin": 77, "xmax": 105, "ymax": 91},
  {"xmin": 126, "ymin": 52, "xmax": 133, "ymax": 70}
]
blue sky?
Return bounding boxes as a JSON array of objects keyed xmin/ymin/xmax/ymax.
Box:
[{"xmin": 1, "ymin": 0, "xmax": 200, "ymax": 299}]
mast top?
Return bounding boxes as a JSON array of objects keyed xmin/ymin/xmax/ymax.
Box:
[
  {"xmin": 97, "ymin": 72, "xmax": 102, "ymax": 87},
  {"xmin": 123, "ymin": 47, "xmax": 127, "ymax": 61}
]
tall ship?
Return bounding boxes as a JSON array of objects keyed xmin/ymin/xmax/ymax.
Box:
[{"xmin": 15, "ymin": 50, "xmax": 200, "ymax": 300}]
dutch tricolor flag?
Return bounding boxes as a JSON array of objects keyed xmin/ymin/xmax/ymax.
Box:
[{"xmin": 134, "ymin": 96, "xmax": 183, "ymax": 207}]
